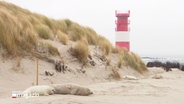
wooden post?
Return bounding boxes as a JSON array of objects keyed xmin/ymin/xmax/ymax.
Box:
[{"xmin": 35, "ymin": 58, "xmax": 39, "ymax": 85}]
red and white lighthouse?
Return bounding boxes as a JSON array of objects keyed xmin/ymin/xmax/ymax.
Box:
[{"xmin": 115, "ymin": 10, "xmax": 130, "ymax": 51}]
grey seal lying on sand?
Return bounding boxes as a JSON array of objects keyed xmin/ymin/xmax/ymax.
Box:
[{"xmin": 50, "ymin": 83, "xmax": 93, "ymax": 96}]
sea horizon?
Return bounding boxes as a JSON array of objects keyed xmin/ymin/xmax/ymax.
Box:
[{"xmin": 140, "ymin": 54, "xmax": 184, "ymax": 64}]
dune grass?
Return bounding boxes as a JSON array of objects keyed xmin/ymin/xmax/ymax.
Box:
[
  {"xmin": 111, "ymin": 47, "xmax": 119, "ymax": 54},
  {"xmin": 47, "ymin": 43, "xmax": 60, "ymax": 56},
  {"xmin": 84, "ymin": 27, "xmax": 99, "ymax": 45},
  {"xmin": 114, "ymin": 47, "xmax": 124, "ymax": 68},
  {"xmin": 0, "ymin": 7, "xmax": 37, "ymax": 55},
  {"xmin": 118, "ymin": 55, "xmax": 124, "ymax": 68},
  {"xmin": 118, "ymin": 48, "xmax": 147, "ymax": 73},
  {"xmin": 56, "ymin": 30, "xmax": 69, "ymax": 45},
  {"xmin": 64, "ymin": 19, "xmax": 72, "ymax": 28},
  {"xmin": 106, "ymin": 56, "xmax": 111, "ymax": 66},
  {"xmin": 0, "ymin": 2, "xmax": 67, "ymax": 56},
  {"xmin": 0, "ymin": 1, "xmax": 109, "ymax": 56},
  {"xmin": 98, "ymin": 36, "xmax": 112, "ymax": 56},
  {"xmin": 69, "ymin": 38, "xmax": 89, "ymax": 64},
  {"xmin": 130, "ymin": 52, "xmax": 147, "ymax": 72},
  {"xmin": 57, "ymin": 20, "xmax": 68, "ymax": 33},
  {"xmin": 36, "ymin": 41, "xmax": 60, "ymax": 56},
  {"xmin": 112, "ymin": 46, "xmax": 147, "ymax": 73},
  {"xmin": 36, "ymin": 24, "xmax": 53, "ymax": 39},
  {"xmin": 68, "ymin": 23, "xmax": 85, "ymax": 41},
  {"xmin": 111, "ymin": 67, "xmax": 121, "ymax": 80}
]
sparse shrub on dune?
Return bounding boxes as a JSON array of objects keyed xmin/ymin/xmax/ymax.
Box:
[
  {"xmin": 118, "ymin": 55, "xmax": 124, "ymax": 68},
  {"xmin": 106, "ymin": 56, "xmax": 111, "ymax": 66},
  {"xmin": 116, "ymin": 47, "xmax": 125, "ymax": 68},
  {"xmin": 69, "ymin": 38, "xmax": 89, "ymax": 64},
  {"xmin": 56, "ymin": 30, "xmax": 69, "ymax": 45},
  {"xmin": 111, "ymin": 67, "xmax": 121, "ymax": 80},
  {"xmin": 12, "ymin": 56, "xmax": 23, "ymax": 72}
]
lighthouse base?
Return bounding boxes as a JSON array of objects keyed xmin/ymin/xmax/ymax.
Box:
[{"xmin": 116, "ymin": 42, "xmax": 130, "ymax": 51}]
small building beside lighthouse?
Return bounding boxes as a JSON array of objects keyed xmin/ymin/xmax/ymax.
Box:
[{"xmin": 115, "ymin": 10, "xmax": 130, "ymax": 51}]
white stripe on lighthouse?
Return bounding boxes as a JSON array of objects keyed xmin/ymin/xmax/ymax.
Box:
[{"xmin": 115, "ymin": 31, "xmax": 130, "ymax": 42}]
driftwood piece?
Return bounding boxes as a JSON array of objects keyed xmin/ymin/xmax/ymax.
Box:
[
  {"xmin": 55, "ymin": 60, "xmax": 68, "ymax": 73},
  {"xmin": 89, "ymin": 60, "xmax": 96, "ymax": 66},
  {"xmin": 45, "ymin": 71, "xmax": 54, "ymax": 76},
  {"xmin": 88, "ymin": 54, "xmax": 92, "ymax": 60}
]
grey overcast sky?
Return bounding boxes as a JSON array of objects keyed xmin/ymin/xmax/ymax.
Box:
[{"xmin": 4, "ymin": 0, "xmax": 184, "ymax": 56}]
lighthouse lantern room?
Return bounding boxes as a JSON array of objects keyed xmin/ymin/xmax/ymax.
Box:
[{"xmin": 115, "ymin": 10, "xmax": 130, "ymax": 51}]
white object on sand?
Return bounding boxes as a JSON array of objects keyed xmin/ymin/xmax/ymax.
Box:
[
  {"xmin": 122, "ymin": 75, "xmax": 138, "ymax": 80},
  {"xmin": 152, "ymin": 74, "xmax": 163, "ymax": 79},
  {"xmin": 23, "ymin": 85, "xmax": 55, "ymax": 96}
]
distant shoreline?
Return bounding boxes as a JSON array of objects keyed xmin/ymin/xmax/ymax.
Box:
[{"xmin": 141, "ymin": 55, "xmax": 184, "ymax": 63}]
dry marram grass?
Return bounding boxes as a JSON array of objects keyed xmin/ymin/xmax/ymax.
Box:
[
  {"xmin": 111, "ymin": 67, "xmax": 121, "ymax": 80},
  {"xmin": 118, "ymin": 55, "xmax": 123, "ymax": 68},
  {"xmin": 98, "ymin": 36, "xmax": 112, "ymax": 56},
  {"xmin": 47, "ymin": 43, "xmax": 60, "ymax": 56},
  {"xmin": 69, "ymin": 39, "xmax": 89, "ymax": 64},
  {"xmin": 68, "ymin": 23, "xmax": 85, "ymax": 41},
  {"xmin": 85, "ymin": 27, "xmax": 99, "ymax": 45},
  {"xmin": 120, "ymin": 49, "xmax": 147, "ymax": 73},
  {"xmin": 36, "ymin": 24, "xmax": 53, "ymax": 39},
  {"xmin": 106, "ymin": 56, "xmax": 111, "ymax": 66},
  {"xmin": 56, "ymin": 30, "xmax": 69, "ymax": 45}
]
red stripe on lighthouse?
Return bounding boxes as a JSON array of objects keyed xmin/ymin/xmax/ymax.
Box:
[{"xmin": 116, "ymin": 42, "xmax": 130, "ymax": 51}]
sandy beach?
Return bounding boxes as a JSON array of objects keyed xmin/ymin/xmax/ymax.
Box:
[{"xmin": 1, "ymin": 58, "xmax": 184, "ymax": 104}]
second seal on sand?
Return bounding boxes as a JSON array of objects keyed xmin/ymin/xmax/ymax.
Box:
[{"xmin": 50, "ymin": 83, "xmax": 93, "ymax": 96}]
